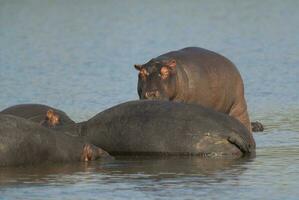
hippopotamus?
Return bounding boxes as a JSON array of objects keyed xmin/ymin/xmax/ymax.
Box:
[
  {"xmin": 0, "ymin": 114, "xmax": 110, "ymax": 167},
  {"xmin": 68, "ymin": 100, "xmax": 255, "ymax": 158},
  {"xmin": 134, "ymin": 47, "xmax": 261, "ymax": 132},
  {"xmin": 0, "ymin": 104, "xmax": 75, "ymax": 128}
]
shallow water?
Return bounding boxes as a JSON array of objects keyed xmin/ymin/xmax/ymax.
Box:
[{"xmin": 0, "ymin": 0, "xmax": 298, "ymax": 199}]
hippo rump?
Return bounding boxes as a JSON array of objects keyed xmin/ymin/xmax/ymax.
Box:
[
  {"xmin": 0, "ymin": 114, "xmax": 110, "ymax": 167},
  {"xmin": 73, "ymin": 100, "xmax": 255, "ymax": 158},
  {"xmin": 0, "ymin": 104, "xmax": 75, "ymax": 128},
  {"xmin": 134, "ymin": 47, "xmax": 260, "ymax": 132}
]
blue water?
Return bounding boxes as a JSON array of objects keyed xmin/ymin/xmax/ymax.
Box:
[{"xmin": 0, "ymin": 0, "xmax": 298, "ymax": 199}]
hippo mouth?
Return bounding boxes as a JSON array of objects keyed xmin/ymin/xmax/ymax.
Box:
[
  {"xmin": 142, "ymin": 94, "xmax": 169, "ymax": 101},
  {"xmin": 141, "ymin": 90, "xmax": 171, "ymax": 100}
]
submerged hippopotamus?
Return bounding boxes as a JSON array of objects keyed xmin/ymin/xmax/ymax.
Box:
[
  {"xmin": 0, "ymin": 104, "xmax": 75, "ymax": 128},
  {"xmin": 66, "ymin": 100, "xmax": 255, "ymax": 158},
  {"xmin": 134, "ymin": 47, "xmax": 262, "ymax": 132},
  {"xmin": 0, "ymin": 114, "xmax": 110, "ymax": 167}
]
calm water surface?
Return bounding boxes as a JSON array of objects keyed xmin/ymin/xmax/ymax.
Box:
[{"xmin": 0, "ymin": 0, "xmax": 298, "ymax": 199}]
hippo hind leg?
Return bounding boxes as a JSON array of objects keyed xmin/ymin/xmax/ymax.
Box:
[
  {"xmin": 229, "ymin": 100, "xmax": 264, "ymax": 133},
  {"xmin": 228, "ymin": 98, "xmax": 252, "ymax": 133}
]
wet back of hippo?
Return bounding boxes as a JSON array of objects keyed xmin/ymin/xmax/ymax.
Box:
[
  {"xmin": 135, "ymin": 47, "xmax": 251, "ymax": 132},
  {"xmin": 0, "ymin": 104, "xmax": 75, "ymax": 127},
  {"xmin": 0, "ymin": 114, "xmax": 109, "ymax": 167},
  {"xmin": 83, "ymin": 100, "xmax": 255, "ymax": 158}
]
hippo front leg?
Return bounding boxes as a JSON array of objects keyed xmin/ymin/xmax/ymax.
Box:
[{"xmin": 229, "ymin": 99, "xmax": 252, "ymax": 134}]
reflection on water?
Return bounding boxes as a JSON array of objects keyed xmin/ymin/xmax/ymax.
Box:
[
  {"xmin": 254, "ymin": 107, "xmax": 299, "ymax": 132},
  {"xmin": 0, "ymin": 157, "xmax": 250, "ymax": 185},
  {"xmin": 0, "ymin": 0, "xmax": 298, "ymax": 199},
  {"xmin": 0, "ymin": 153, "xmax": 298, "ymax": 199},
  {"xmin": 0, "ymin": 157, "xmax": 253, "ymax": 199}
]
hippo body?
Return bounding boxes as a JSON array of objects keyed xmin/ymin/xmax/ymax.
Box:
[
  {"xmin": 0, "ymin": 114, "xmax": 109, "ymax": 167},
  {"xmin": 77, "ymin": 100, "xmax": 255, "ymax": 158},
  {"xmin": 0, "ymin": 104, "xmax": 75, "ymax": 128},
  {"xmin": 135, "ymin": 47, "xmax": 252, "ymax": 132}
]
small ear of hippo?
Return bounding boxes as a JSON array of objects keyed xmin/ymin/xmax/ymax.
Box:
[
  {"xmin": 40, "ymin": 109, "xmax": 60, "ymax": 128},
  {"xmin": 166, "ymin": 59, "xmax": 176, "ymax": 69},
  {"xmin": 80, "ymin": 144, "xmax": 112, "ymax": 162},
  {"xmin": 81, "ymin": 144, "xmax": 93, "ymax": 162},
  {"xmin": 134, "ymin": 64, "xmax": 143, "ymax": 71}
]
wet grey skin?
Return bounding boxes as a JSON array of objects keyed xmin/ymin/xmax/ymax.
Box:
[
  {"xmin": 0, "ymin": 100, "xmax": 255, "ymax": 164},
  {"xmin": 0, "ymin": 114, "xmax": 110, "ymax": 167},
  {"xmin": 135, "ymin": 47, "xmax": 264, "ymax": 132},
  {"xmin": 67, "ymin": 100, "xmax": 256, "ymax": 158},
  {"xmin": 0, "ymin": 104, "xmax": 75, "ymax": 128}
]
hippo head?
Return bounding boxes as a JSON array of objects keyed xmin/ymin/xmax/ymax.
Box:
[{"xmin": 134, "ymin": 59, "xmax": 177, "ymax": 100}]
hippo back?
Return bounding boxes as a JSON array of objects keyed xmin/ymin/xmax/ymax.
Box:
[
  {"xmin": 84, "ymin": 100, "xmax": 256, "ymax": 157},
  {"xmin": 0, "ymin": 104, "xmax": 75, "ymax": 126}
]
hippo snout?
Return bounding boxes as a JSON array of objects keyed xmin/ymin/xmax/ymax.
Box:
[{"xmin": 145, "ymin": 91, "xmax": 160, "ymax": 99}]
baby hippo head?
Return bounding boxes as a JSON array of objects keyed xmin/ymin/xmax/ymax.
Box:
[
  {"xmin": 134, "ymin": 59, "xmax": 177, "ymax": 100},
  {"xmin": 80, "ymin": 144, "xmax": 111, "ymax": 162}
]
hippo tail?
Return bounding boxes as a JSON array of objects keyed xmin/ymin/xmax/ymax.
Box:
[{"xmin": 251, "ymin": 121, "xmax": 264, "ymax": 132}]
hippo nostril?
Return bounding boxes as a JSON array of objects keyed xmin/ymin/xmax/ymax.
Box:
[
  {"xmin": 145, "ymin": 92, "xmax": 151, "ymax": 98},
  {"xmin": 155, "ymin": 91, "xmax": 159, "ymax": 97},
  {"xmin": 145, "ymin": 91, "xmax": 159, "ymax": 98}
]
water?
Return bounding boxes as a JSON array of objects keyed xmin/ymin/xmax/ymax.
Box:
[{"xmin": 0, "ymin": 0, "xmax": 298, "ymax": 199}]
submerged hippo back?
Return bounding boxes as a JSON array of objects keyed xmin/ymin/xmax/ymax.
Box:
[
  {"xmin": 0, "ymin": 114, "xmax": 81, "ymax": 166},
  {"xmin": 84, "ymin": 100, "xmax": 255, "ymax": 157},
  {"xmin": 0, "ymin": 114, "xmax": 109, "ymax": 167},
  {"xmin": 0, "ymin": 104, "xmax": 75, "ymax": 126}
]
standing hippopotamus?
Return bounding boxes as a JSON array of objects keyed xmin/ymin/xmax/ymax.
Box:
[
  {"xmin": 0, "ymin": 114, "xmax": 110, "ymax": 167},
  {"xmin": 0, "ymin": 104, "xmax": 75, "ymax": 128},
  {"xmin": 134, "ymin": 47, "xmax": 253, "ymax": 132},
  {"xmin": 74, "ymin": 100, "xmax": 255, "ymax": 158}
]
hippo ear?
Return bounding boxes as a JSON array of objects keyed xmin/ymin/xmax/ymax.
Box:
[
  {"xmin": 134, "ymin": 64, "xmax": 142, "ymax": 71},
  {"xmin": 166, "ymin": 59, "xmax": 176, "ymax": 69}
]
